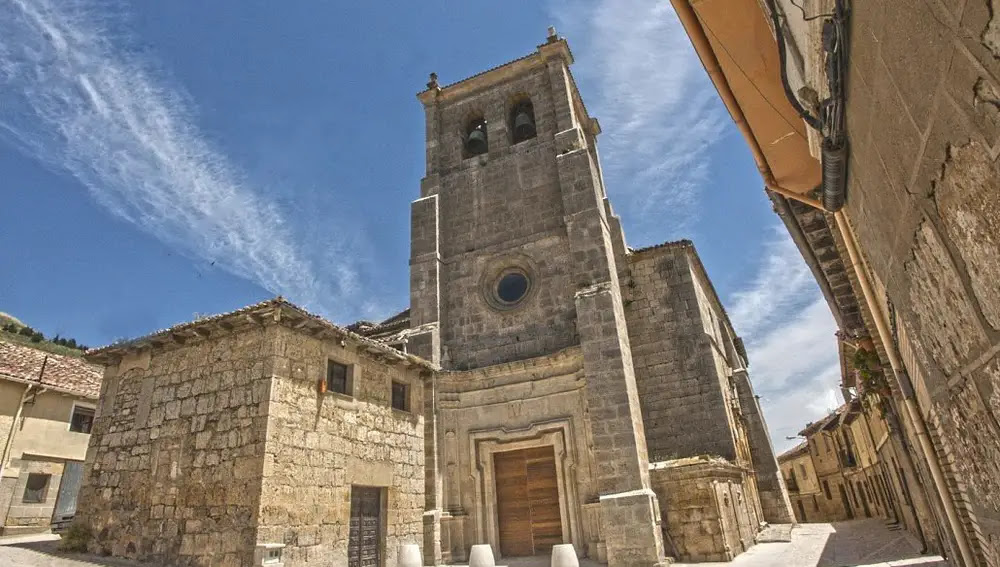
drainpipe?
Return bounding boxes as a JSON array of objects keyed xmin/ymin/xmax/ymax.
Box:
[
  {"xmin": 834, "ymin": 211, "xmax": 975, "ymax": 567},
  {"xmin": 0, "ymin": 384, "xmax": 35, "ymax": 485},
  {"xmin": 669, "ymin": 0, "xmax": 825, "ymax": 211},
  {"xmin": 0, "ymin": 356, "xmax": 47, "ymax": 485}
]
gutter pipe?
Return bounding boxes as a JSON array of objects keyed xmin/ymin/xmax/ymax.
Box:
[{"xmin": 0, "ymin": 356, "xmax": 47, "ymax": 485}]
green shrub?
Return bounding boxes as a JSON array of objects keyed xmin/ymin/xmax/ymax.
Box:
[{"xmin": 60, "ymin": 523, "xmax": 92, "ymax": 552}]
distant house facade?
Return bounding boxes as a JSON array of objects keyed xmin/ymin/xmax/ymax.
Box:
[
  {"xmin": 0, "ymin": 340, "xmax": 101, "ymax": 535},
  {"xmin": 778, "ymin": 442, "xmax": 821, "ymax": 523}
]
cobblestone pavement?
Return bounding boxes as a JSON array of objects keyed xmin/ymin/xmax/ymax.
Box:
[{"xmin": 673, "ymin": 519, "xmax": 950, "ymax": 567}]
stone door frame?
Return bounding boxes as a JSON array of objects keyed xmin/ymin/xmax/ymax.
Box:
[{"xmin": 468, "ymin": 419, "xmax": 583, "ymax": 557}]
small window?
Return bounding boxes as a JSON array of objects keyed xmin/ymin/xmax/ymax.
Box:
[
  {"xmin": 799, "ymin": 464, "xmax": 807, "ymax": 476},
  {"xmin": 822, "ymin": 480, "xmax": 832, "ymax": 500},
  {"xmin": 391, "ymin": 381, "xmax": 409, "ymax": 412},
  {"xmin": 326, "ymin": 361, "xmax": 351, "ymax": 396},
  {"xmin": 70, "ymin": 405, "xmax": 95, "ymax": 433},
  {"xmin": 22, "ymin": 473, "xmax": 50, "ymax": 503}
]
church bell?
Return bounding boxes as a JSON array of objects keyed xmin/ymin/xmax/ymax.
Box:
[
  {"xmin": 466, "ymin": 124, "xmax": 488, "ymax": 155},
  {"xmin": 513, "ymin": 110, "xmax": 536, "ymax": 140}
]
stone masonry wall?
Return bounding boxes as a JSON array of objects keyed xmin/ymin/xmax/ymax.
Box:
[
  {"xmin": 733, "ymin": 371, "xmax": 794, "ymax": 523},
  {"xmin": 650, "ymin": 458, "xmax": 758, "ymax": 562},
  {"xmin": 420, "ymin": 63, "xmax": 580, "ymax": 370},
  {"xmin": 256, "ymin": 326, "xmax": 425, "ymax": 567},
  {"xmin": 846, "ymin": 2, "xmax": 1000, "ymax": 563},
  {"xmin": 622, "ymin": 244, "xmax": 736, "ymax": 462},
  {"xmin": 76, "ymin": 328, "xmax": 273, "ymax": 566}
]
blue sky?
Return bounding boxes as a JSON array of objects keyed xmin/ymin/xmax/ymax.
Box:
[{"xmin": 0, "ymin": 0, "xmax": 840, "ymax": 451}]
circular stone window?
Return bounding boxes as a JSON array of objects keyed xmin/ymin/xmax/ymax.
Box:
[
  {"xmin": 480, "ymin": 256, "xmax": 538, "ymax": 311},
  {"xmin": 483, "ymin": 266, "xmax": 534, "ymax": 310},
  {"xmin": 496, "ymin": 271, "xmax": 530, "ymax": 304}
]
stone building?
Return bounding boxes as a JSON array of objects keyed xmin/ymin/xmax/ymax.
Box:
[
  {"xmin": 77, "ymin": 300, "xmax": 433, "ymax": 567},
  {"xmin": 777, "ymin": 441, "xmax": 822, "ymax": 522},
  {"xmin": 405, "ymin": 32, "xmax": 789, "ymax": 565},
  {"xmin": 670, "ymin": 0, "xmax": 1000, "ymax": 564},
  {"xmin": 0, "ymin": 340, "xmax": 101, "ymax": 535},
  {"xmin": 76, "ymin": 33, "xmax": 791, "ymax": 566}
]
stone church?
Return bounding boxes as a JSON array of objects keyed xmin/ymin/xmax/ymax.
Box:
[{"xmin": 75, "ymin": 33, "xmax": 791, "ymax": 567}]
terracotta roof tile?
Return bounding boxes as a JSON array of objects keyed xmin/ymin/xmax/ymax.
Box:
[
  {"xmin": 0, "ymin": 340, "xmax": 102, "ymax": 398},
  {"xmin": 85, "ymin": 297, "xmax": 436, "ymax": 372},
  {"xmin": 777, "ymin": 441, "xmax": 809, "ymax": 462}
]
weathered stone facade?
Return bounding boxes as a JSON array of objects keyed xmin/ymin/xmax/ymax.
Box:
[
  {"xmin": 76, "ymin": 301, "xmax": 431, "ymax": 567},
  {"xmin": 76, "ymin": 34, "xmax": 792, "ymax": 567},
  {"xmin": 840, "ymin": 3, "xmax": 1000, "ymax": 564},
  {"xmin": 408, "ymin": 35, "xmax": 789, "ymax": 565},
  {"xmin": 650, "ymin": 458, "xmax": 760, "ymax": 563}
]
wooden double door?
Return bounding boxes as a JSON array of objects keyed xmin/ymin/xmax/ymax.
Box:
[
  {"xmin": 494, "ymin": 446, "xmax": 563, "ymax": 557},
  {"xmin": 348, "ymin": 486, "xmax": 383, "ymax": 567}
]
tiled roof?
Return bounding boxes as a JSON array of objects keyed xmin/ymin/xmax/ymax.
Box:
[
  {"xmin": 0, "ymin": 340, "xmax": 102, "ymax": 398},
  {"xmin": 777, "ymin": 441, "xmax": 809, "ymax": 462},
  {"xmin": 348, "ymin": 308, "xmax": 410, "ymax": 341},
  {"xmin": 85, "ymin": 297, "xmax": 436, "ymax": 372},
  {"xmin": 628, "ymin": 239, "xmax": 693, "ymax": 255},
  {"xmin": 799, "ymin": 402, "xmax": 849, "ymax": 436}
]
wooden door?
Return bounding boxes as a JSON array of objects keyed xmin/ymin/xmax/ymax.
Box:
[
  {"xmin": 494, "ymin": 446, "xmax": 563, "ymax": 557},
  {"xmin": 348, "ymin": 486, "xmax": 382, "ymax": 567},
  {"xmin": 52, "ymin": 461, "xmax": 84, "ymax": 520}
]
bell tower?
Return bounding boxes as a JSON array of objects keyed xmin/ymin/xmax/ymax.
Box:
[{"xmin": 411, "ymin": 31, "xmax": 667, "ymax": 566}]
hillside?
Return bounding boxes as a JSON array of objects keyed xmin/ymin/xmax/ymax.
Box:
[{"xmin": 0, "ymin": 312, "xmax": 89, "ymax": 358}]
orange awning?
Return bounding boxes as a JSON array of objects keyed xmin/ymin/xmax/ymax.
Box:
[{"xmin": 671, "ymin": 0, "xmax": 822, "ymax": 206}]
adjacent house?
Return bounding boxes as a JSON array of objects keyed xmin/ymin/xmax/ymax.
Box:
[
  {"xmin": 0, "ymin": 340, "xmax": 101, "ymax": 535},
  {"xmin": 777, "ymin": 441, "xmax": 821, "ymax": 523},
  {"xmin": 76, "ymin": 300, "xmax": 433, "ymax": 566}
]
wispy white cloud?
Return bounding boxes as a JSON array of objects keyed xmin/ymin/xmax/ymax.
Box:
[
  {"xmin": 727, "ymin": 226, "xmax": 843, "ymax": 454},
  {"xmin": 0, "ymin": 0, "xmax": 360, "ymax": 315},
  {"xmin": 729, "ymin": 224, "xmax": 818, "ymax": 337},
  {"xmin": 548, "ymin": 0, "xmax": 728, "ymax": 239}
]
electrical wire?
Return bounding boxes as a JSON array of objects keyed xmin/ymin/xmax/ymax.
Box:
[
  {"xmin": 790, "ymin": 0, "xmax": 834, "ymax": 21},
  {"xmin": 763, "ymin": 0, "xmax": 824, "ymax": 130}
]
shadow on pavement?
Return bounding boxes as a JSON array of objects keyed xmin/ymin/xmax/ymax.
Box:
[
  {"xmin": 816, "ymin": 520, "xmax": 949, "ymax": 567},
  {"xmin": 6, "ymin": 539, "xmax": 150, "ymax": 566}
]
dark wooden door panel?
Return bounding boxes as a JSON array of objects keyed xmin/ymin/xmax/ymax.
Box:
[{"xmin": 349, "ymin": 486, "xmax": 382, "ymax": 567}]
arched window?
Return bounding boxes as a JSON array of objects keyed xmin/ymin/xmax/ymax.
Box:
[
  {"xmin": 509, "ymin": 99, "xmax": 537, "ymax": 144},
  {"xmin": 463, "ymin": 116, "xmax": 488, "ymax": 158}
]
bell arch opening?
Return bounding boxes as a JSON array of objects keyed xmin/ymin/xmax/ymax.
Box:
[
  {"xmin": 464, "ymin": 116, "xmax": 489, "ymax": 158},
  {"xmin": 509, "ymin": 98, "xmax": 537, "ymax": 145}
]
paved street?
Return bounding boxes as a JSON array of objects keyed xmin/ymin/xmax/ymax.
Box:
[
  {"xmin": 0, "ymin": 519, "xmax": 949, "ymax": 566},
  {"xmin": 0, "ymin": 535, "xmax": 144, "ymax": 567},
  {"xmin": 673, "ymin": 520, "xmax": 950, "ymax": 567}
]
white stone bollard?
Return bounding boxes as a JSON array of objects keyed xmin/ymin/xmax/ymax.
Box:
[
  {"xmin": 468, "ymin": 544, "xmax": 496, "ymax": 567},
  {"xmin": 551, "ymin": 543, "xmax": 579, "ymax": 567},
  {"xmin": 397, "ymin": 543, "xmax": 422, "ymax": 567}
]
